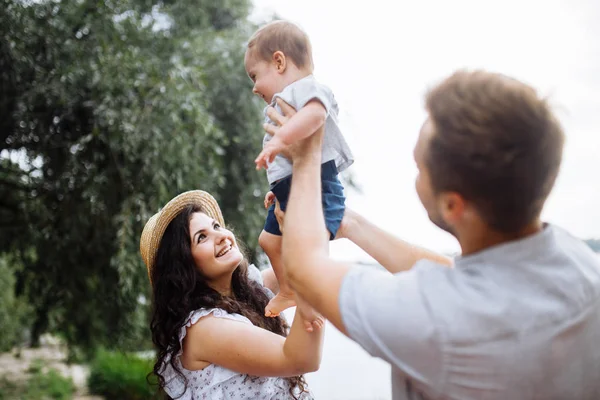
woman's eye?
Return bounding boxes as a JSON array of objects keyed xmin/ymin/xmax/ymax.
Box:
[
  {"xmin": 214, "ymin": 223, "xmax": 221, "ymax": 230},
  {"xmin": 197, "ymin": 234, "xmax": 206, "ymax": 243}
]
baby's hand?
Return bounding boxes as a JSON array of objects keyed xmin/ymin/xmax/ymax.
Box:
[
  {"xmin": 255, "ymin": 135, "xmax": 287, "ymax": 170},
  {"xmin": 264, "ymin": 191, "xmax": 275, "ymax": 209}
]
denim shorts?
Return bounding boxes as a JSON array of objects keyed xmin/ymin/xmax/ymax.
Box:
[{"xmin": 263, "ymin": 160, "xmax": 345, "ymax": 240}]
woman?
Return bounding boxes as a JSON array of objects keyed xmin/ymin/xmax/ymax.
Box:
[{"xmin": 140, "ymin": 190, "xmax": 323, "ymax": 399}]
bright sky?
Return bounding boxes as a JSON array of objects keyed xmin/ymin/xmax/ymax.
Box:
[{"xmin": 250, "ymin": 0, "xmax": 600, "ymax": 260}]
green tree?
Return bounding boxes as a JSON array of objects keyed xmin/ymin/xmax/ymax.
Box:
[
  {"xmin": 0, "ymin": 0, "xmax": 267, "ymax": 354},
  {"xmin": 0, "ymin": 254, "xmax": 33, "ymax": 352}
]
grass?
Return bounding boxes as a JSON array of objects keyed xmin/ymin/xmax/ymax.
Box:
[
  {"xmin": 88, "ymin": 349, "xmax": 160, "ymax": 400},
  {"xmin": 0, "ymin": 366, "xmax": 75, "ymax": 400}
]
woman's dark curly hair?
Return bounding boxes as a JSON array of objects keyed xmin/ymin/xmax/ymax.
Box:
[{"xmin": 148, "ymin": 204, "xmax": 306, "ymax": 399}]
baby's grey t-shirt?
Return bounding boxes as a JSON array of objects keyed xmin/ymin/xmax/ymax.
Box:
[
  {"xmin": 263, "ymin": 75, "xmax": 354, "ymax": 184},
  {"xmin": 339, "ymin": 224, "xmax": 600, "ymax": 399}
]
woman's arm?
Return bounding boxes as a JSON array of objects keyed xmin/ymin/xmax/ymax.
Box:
[
  {"xmin": 182, "ymin": 309, "xmax": 324, "ymax": 377},
  {"xmin": 338, "ymin": 208, "xmax": 453, "ymax": 273}
]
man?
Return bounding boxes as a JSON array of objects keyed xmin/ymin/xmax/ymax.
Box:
[{"xmin": 266, "ymin": 70, "xmax": 600, "ymax": 399}]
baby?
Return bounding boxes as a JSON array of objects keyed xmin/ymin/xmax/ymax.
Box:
[{"xmin": 245, "ymin": 20, "xmax": 354, "ymax": 324}]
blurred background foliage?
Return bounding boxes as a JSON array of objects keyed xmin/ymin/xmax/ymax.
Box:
[{"xmin": 0, "ymin": 0, "xmax": 269, "ymax": 357}]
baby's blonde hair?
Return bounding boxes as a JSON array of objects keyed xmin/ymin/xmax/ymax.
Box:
[{"xmin": 247, "ymin": 20, "xmax": 313, "ymax": 70}]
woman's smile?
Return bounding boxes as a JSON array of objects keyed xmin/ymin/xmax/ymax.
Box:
[{"xmin": 216, "ymin": 241, "xmax": 233, "ymax": 258}]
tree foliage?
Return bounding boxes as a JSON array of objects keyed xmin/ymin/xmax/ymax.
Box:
[
  {"xmin": 0, "ymin": 254, "xmax": 33, "ymax": 352},
  {"xmin": 0, "ymin": 0, "xmax": 268, "ymax": 353}
]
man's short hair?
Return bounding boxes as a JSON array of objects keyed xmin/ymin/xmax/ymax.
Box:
[
  {"xmin": 425, "ymin": 70, "xmax": 565, "ymax": 232},
  {"xmin": 247, "ymin": 20, "xmax": 313, "ymax": 70}
]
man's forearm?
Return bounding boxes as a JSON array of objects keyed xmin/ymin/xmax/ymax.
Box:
[
  {"xmin": 281, "ymin": 127, "xmax": 329, "ymax": 289},
  {"xmin": 345, "ymin": 210, "xmax": 453, "ymax": 273},
  {"xmin": 282, "ymin": 150, "xmax": 327, "ymax": 275},
  {"xmin": 281, "ymin": 133, "xmax": 351, "ymax": 334}
]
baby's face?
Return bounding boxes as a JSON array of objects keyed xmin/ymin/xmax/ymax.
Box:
[{"xmin": 244, "ymin": 51, "xmax": 284, "ymax": 104}]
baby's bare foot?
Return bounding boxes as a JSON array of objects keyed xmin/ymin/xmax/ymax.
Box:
[{"xmin": 265, "ymin": 291, "xmax": 297, "ymax": 317}]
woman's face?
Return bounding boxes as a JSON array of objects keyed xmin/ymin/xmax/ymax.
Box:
[{"xmin": 188, "ymin": 212, "xmax": 243, "ymax": 291}]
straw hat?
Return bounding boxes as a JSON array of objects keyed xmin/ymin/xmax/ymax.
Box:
[{"xmin": 140, "ymin": 190, "xmax": 225, "ymax": 283}]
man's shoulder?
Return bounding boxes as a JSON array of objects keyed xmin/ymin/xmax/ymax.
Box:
[
  {"xmin": 550, "ymin": 224, "xmax": 599, "ymax": 260},
  {"xmin": 426, "ymin": 225, "xmax": 600, "ymax": 342},
  {"xmin": 518, "ymin": 224, "xmax": 600, "ymax": 280}
]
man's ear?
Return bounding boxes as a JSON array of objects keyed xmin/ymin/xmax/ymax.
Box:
[
  {"xmin": 438, "ymin": 192, "xmax": 466, "ymax": 226},
  {"xmin": 273, "ymin": 51, "xmax": 287, "ymax": 73}
]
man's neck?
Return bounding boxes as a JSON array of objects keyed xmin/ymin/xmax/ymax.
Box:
[{"xmin": 459, "ymin": 219, "xmax": 543, "ymax": 256}]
